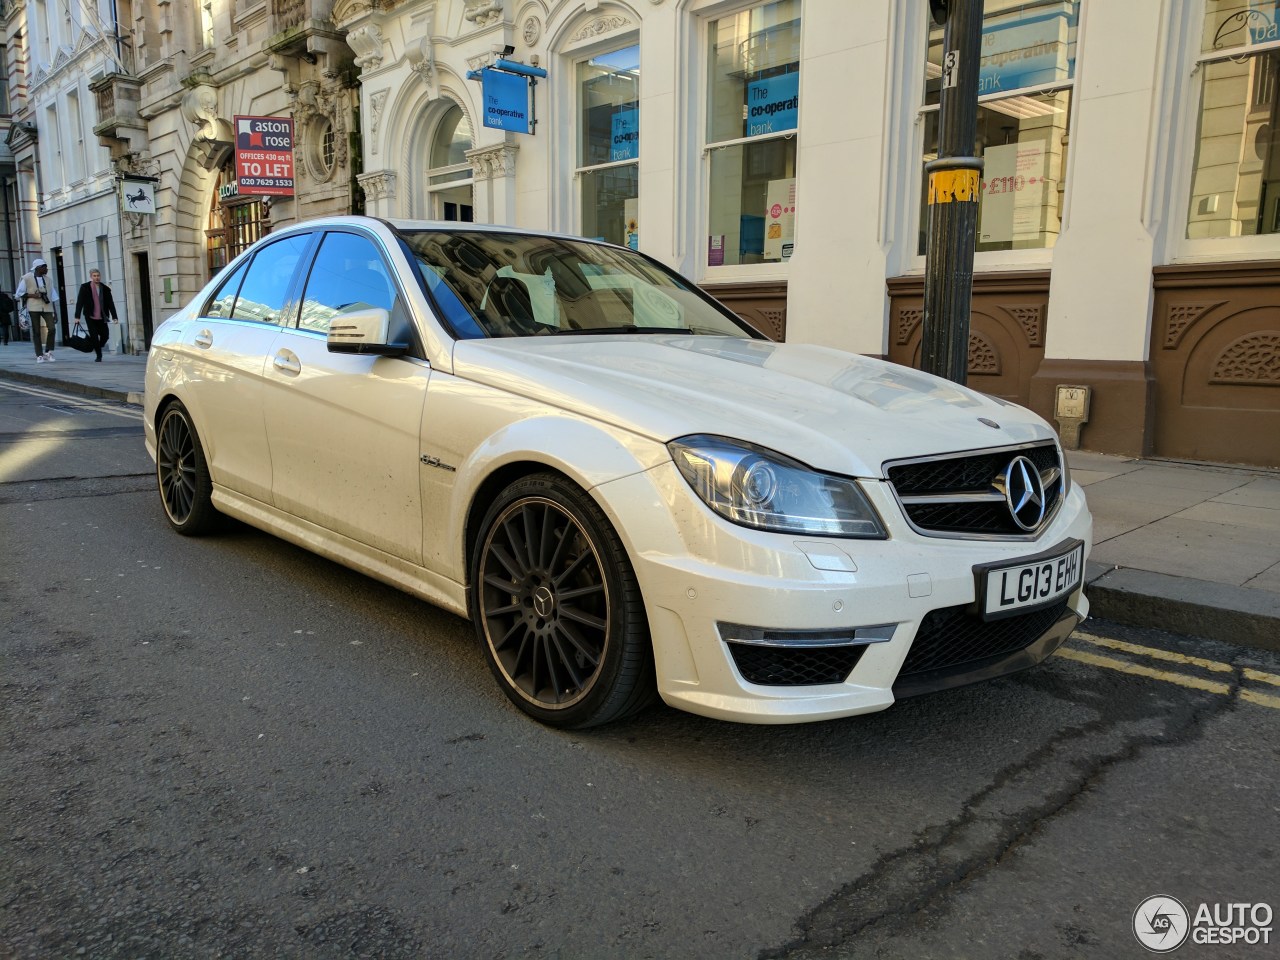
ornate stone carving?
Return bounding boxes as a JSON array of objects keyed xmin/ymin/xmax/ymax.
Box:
[
  {"xmin": 334, "ymin": 0, "xmax": 394, "ymax": 27},
  {"xmin": 1007, "ymin": 304, "xmax": 1044, "ymax": 346},
  {"xmin": 895, "ymin": 307, "xmax": 923, "ymax": 345},
  {"xmin": 180, "ymin": 83, "xmax": 234, "ymax": 168},
  {"xmin": 968, "ymin": 332, "xmax": 1000, "ymax": 375},
  {"xmin": 358, "ymin": 170, "xmax": 397, "ymax": 202},
  {"xmin": 346, "ymin": 24, "xmax": 385, "ymax": 72},
  {"xmin": 289, "ymin": 77, "xmax": 351, "ymax": 181},
  {"xmin": 1165, "ymin": 301, "xmax": 1225, "ymax": 349},
  {"xmin": 1210, "ymin": 332, "xmax": 1280, "ymax": 385},
  {"xmin": 369, "ymin": 89, "xmax": 389, "ymax": 155},
  {"xmin": 467, "ymin": 53, "xmax": 495, "ymax": 72},
  {"xmin": 115, "ymin": 152, "xmax": 161, "ymax": 179},
  {"xmin": 570, "ymin": 15, "xmax": 632, "ymax": 43},
  {"xmin": 757, "ymin": 309, "xmax": 786, "ymax": 342},
  {"xmin": 466, "ymin": 143, "xmax": 520, "ymax": 181},
  {"xmin": 523, "ymin": 16, "xmax": 542, "ymax": 45},
  {"xmin": 405, "ymin": 37, "xmax": 437, "ymax": 95},
  {"xmin": 464, "ymin": 1, "xmax": 504, "ymax": 27}
]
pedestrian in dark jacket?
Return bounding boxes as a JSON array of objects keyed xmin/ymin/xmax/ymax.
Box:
[
  {"xmin": 0, "ymin": 291, "xmax": 12, "ymax": 345},
  {"xmin": 74, "ymin": 269, "xmax": 119, "ymax": 361}
]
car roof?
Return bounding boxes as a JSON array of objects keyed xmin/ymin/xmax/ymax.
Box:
[{"xmin": 273, "ymin": 215, "xmax": 620, "ymax": 249}]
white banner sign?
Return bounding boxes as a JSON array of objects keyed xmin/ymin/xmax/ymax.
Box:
[{"xmin": 120, "ymin": 180, "xmax": 156, "ymax": 215}]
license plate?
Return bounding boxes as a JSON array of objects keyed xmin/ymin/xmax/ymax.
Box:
[{"xmin": 978, "ymin": 540, "xmax": 1084, "ymax": 620}]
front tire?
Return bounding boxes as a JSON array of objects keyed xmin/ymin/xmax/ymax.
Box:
[
  {"xmin": 470, "ymin": 474, "xmax": 654, "ymax": 728},
  {"xmin": 156, "ymin": 401, "xmax": 219, "ymax": 536}
]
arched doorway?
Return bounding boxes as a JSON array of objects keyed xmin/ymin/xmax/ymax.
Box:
[{"xmin": 206, "ymin": 165, "xmax": 269, "ymax": 276}]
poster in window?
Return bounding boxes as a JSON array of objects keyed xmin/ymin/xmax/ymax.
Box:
[
  {"xmin": 746, "ymin": 72, "xmax": 799, "ymax": 137},
  {"xmin": 764, "ymin": 178, "xmax": 796, "ymax": 261},
  {"xmin": 611, "ymin": 109, "xmax": 639, "ymax": 162},
  {"xmin": 979, "ymin": 9, "xmax": 1074, "ymax": 94},
  {"xmin": 624, "ymin": 197, "xmax": 639, "ymax": 250},
  {"xmin": 979, "ymin": 142, "xmax": 1048, "ymax": 244}
]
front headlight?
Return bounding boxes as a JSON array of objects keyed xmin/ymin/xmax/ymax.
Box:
[{"xmin": 668, "ymin": 435, "xmax": 886, "ymax": 539}]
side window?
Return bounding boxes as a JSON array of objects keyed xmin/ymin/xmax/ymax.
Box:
[
  {"xmin": 204, "ymin": 257, "xmax": 249, "ymax": 318},
  {"xmin": 298, "ymin": 232, "xmax": 396, "ymax": 334},
  {"xmin": 231, "ymin": 233, "xmax": 312, "ymax": 325}
]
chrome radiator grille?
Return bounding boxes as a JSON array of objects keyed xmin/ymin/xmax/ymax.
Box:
[{"xmin": 885, "ymin": 443, "xmax": 1064, "ymax": 539}]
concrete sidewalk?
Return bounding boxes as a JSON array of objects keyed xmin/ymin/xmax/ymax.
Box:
[{"xmin": 2, "ymin": 338, "xmax": 1278, "ymax": 651}]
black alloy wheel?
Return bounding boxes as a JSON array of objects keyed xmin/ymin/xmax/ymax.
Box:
[
  {"xmin": 471, "ymin": 474, "xmax": 654, "ymax": 728},
  {"xmin": 156, "ymin": 401, "xmax": 219, "ymax": 536}
]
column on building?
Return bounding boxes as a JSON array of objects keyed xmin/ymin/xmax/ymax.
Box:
[
  {"xmin": 466, "ymin": 143, "xmax": 519, "ymax": 224},
  {"xmin": 785, "ymin": 0, "xmax": 896, "ymax": 355},
  {"xmin": 1029, "ymin": 0, "xmax": 1169, "ymax": 455}
]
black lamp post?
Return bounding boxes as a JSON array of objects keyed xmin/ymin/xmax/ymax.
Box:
[{"xmin": 921, "ymin": 0, "xmax": 984, "ymax": 386}]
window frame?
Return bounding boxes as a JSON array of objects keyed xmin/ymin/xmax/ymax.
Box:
[
  {"xmin": 697, "ymin": 0, "xmax": 801, "ymax": 283},
  {"xmin": 225, "ymin": 232, "xmax": 317, "ymax": 327},
  {"xmin": 1172, "ymin": 6, "xmax": 1280, "ymax": 263},
  {"xmin": 292, "ymin": 229, "xmax": 400, "ymax": 336},
  {"xmin": 573, "ymin": 41, "xmax": 641, "ymax": 247},
  {"xmin": 905, "ymin": 0, "xmax": 1080, "ymax": 275},
  {"xmin": 423, "ymin": 99, "xmax": 475, "ymax": 222}
]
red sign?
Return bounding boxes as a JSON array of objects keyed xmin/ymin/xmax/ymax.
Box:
[{"xmin": 234, "ymin": 115, "xmax": 295, "ymax": 196}]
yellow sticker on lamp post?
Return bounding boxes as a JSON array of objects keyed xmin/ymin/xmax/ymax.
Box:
[{"xmin": 928, "ymin": 169, "xmax": 981, "ymax": 204}]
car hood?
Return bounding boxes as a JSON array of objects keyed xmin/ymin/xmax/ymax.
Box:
[{"xmin": 451, "ymin": 336, "xmax": 1057, "ymax": 477}]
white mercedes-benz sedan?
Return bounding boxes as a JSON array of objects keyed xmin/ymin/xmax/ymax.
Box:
[{"xmin": 144, "ymin": 216, "xmax": 1091, "ymax": 728}]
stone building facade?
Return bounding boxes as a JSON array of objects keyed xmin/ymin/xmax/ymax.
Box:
[
  {"xmin": 341, "ymin": 0, "xmax": 1280, "ymax": 466},
  {"xmin": 90, "ymin": 0, "xmax": 360, "ymax": 348},
  {"xmin": 2, "ymin": 0, "xmax": 126, "ymax": 341},
  {"xmin": 3, "ymin": 1, "xmax": 1279, "ymax": 467}
]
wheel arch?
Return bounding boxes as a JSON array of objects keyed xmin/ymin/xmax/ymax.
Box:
[{"xmin": 446, "ymin": 413, "xmax": 669, "ymax": 596}]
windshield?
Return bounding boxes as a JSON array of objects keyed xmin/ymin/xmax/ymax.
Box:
[{"xmin": 395, "ymin": 229, "xmax": 761, "ymax": 340}]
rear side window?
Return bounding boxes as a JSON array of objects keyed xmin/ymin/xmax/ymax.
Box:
[
  {"xmin": 298, "ymin": 232, "xmax": 396, "ymax": 334},
  {"xmin": 205, "ymin": 258, "xmax": 249, "ymax": 318},
  {"xmin": 231, "ymin": 233, "xmax": 312, "ymax": 325}
]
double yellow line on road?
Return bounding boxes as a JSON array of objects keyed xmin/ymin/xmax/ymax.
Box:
[{"xmin": 1057, "ymin": 633, "xmax": 1280, "ymax": 710}]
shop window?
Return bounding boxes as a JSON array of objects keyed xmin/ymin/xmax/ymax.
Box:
[
  {"xmin": 207, "ymin": 166, "xmax": 267, "ymax": 276},
  {"xmin": 1187, "ymin": 1, "xmax": 1280, "ymax": 239},
  {"xmin": 918, "ymin": 0, "xmax": 1078, "ymax": 255},
  {"xmin": 577, "ymin": 44, "xmax": 639, "ymax": 248},
  {"xmin": 704, "ymin": 1, "xmax": 799, "ymax": 268},
  {"xmin": 426, "ymin": 103, "xmax": 474, "ymax": 222}
]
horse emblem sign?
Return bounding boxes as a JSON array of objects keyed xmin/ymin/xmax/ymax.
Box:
[{"xmin": 120, "ymin": 179, "xmax": 156, "ymax": 215}]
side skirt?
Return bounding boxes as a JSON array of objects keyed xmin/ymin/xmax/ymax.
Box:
[{"xmin": 212, "ymin": 486, "xmax": 469, "ymax": 618}]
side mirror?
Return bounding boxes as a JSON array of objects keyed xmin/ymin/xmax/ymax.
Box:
[{"xmin": 326, "ymin": 307, "xmax": 409, "ymax": 356}]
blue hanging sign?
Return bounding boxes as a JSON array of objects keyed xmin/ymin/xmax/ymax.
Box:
[
  {"xmin": 481, "ymin": 69, "xmax": 531, "ymax": 133},
  {"xmin": 746, "ymin": 72, "xmax": 799, "ymax": 138},
  {"xmin": 610, "ymin": 108, "xmax": 639, "ymax": 162}
]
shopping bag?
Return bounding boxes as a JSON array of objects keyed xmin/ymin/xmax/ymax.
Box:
[{"xmin": 67, "ymin": 321, "xmax": 95, "ymax": 353}]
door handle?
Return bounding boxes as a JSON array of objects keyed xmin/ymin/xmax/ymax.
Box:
[
  {"xmin": 272, "ymin": 353, "xmax": 301, "ymax": 375},
  {"xmin": 194, "ymin": 329, "xmax": 213, "ymax": 348}
]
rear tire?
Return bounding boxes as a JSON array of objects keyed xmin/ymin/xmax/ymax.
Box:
[
  {"xmin": 156, "ymin": 401, "xmax": 219, "ymax": 536},
  {"xmin": 470, "ymin": 473, "xmax": 655, "ymax": 728}
]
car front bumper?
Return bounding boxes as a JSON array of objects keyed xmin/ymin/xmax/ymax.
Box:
[{"xmin": 595, "ymin": 462, "xmax": 1092, "ymax": 724}]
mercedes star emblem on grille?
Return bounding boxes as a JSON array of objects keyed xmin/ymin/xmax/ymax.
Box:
[{"xmin": 1002, "ymin": 455, "xmax": 1047, "ymax": 531}]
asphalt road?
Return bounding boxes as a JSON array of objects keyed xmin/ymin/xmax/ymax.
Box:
[{"xmin": 2, "ymin": 380, "xmax": 1277, "ymax": 960}]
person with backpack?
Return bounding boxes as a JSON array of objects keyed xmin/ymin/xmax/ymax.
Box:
[{"xmin": 16, "ymin": 258, "xmax": 59, "ymax": 363}]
